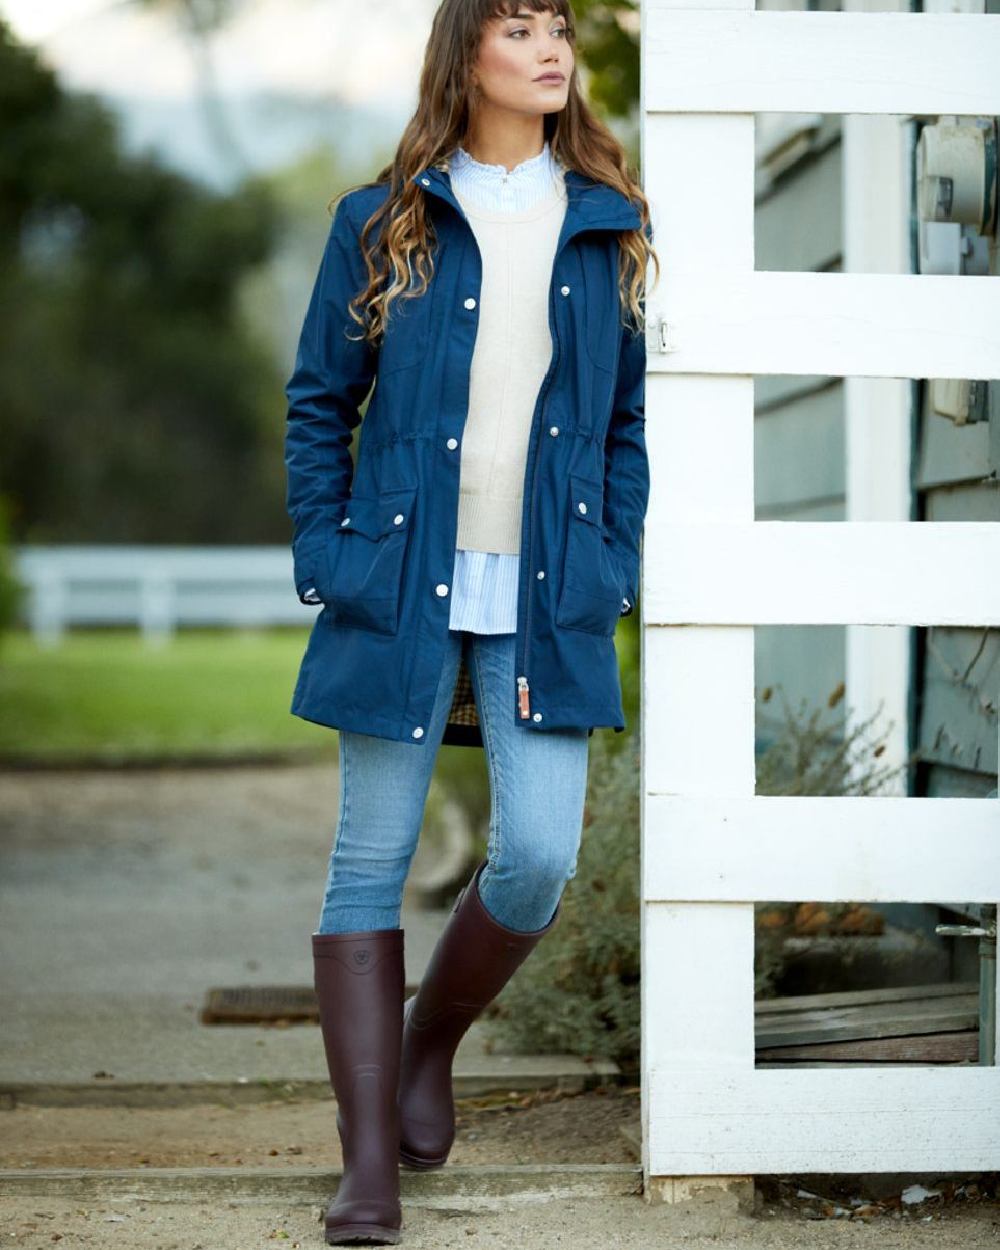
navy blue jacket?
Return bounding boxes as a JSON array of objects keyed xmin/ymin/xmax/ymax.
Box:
[{"xmin": 284, "ymin": 162, "xmax": 650, "ymax": 747}]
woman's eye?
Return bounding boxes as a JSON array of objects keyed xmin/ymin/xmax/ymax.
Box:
[{"xmin": 509, "ymin": 26, "xmax": 568, "ymax": 38}]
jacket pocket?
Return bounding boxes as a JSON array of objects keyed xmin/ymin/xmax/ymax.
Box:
[
  {"xmin": 554, "ymin": 472, "xmax": 625, "ymax": 637},
  {"xmin": 322, "ymin": 483, "xmax": 417, "ymax": 635}
]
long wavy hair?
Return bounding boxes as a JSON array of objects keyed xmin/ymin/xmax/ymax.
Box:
[{"xmin": 329, "ymin": 0, "xmax": 659, "ymax": 347}]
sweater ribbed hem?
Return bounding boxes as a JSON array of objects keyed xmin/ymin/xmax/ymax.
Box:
[{"xmin": 455, "ymin": 493, "xmax": 522, "ymax": 554}]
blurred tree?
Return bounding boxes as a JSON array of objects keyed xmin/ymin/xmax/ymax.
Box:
[
  {"xmin": 0, "ymin": 19, "xmax": 288, "ymax": 545},
  {"xmin": 0, "ymin": 494, "xmax": 25, "ymax": 653},
  {"xmin": 571, "ymin": 0, "xmax": 640, "ymax": 122}
]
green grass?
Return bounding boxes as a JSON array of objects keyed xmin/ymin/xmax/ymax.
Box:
[{"xmin": 0, "ymin": 627, "xmax": 334, "ymax": 765}]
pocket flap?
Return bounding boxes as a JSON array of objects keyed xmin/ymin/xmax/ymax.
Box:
[
  {"xmin": 568, "ymin": 473, "xmax": 604, "ymax": 527},
  {"xmin": 337, "ymin": 485, "xmax": 417, "ymax": 540}
]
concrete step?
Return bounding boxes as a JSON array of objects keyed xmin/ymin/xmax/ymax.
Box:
[
  {"xmin": 0, "ymin": 1047, "xmax": 621, "ymax": 1110},
  {"xmin": 0, "ymin": 1162, "xmax": 643, "ymax": 1204}
]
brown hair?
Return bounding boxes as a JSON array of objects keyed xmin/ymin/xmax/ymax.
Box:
[{"xmin": 329, "ymin": 0, "xmax": 659, "ymax": 347}]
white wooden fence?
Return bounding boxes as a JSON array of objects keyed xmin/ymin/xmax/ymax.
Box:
[
  {"xmin": 640, "ymin": 0, "xmax": 1000, "ymax": 1191},
  {"xmin": 13, "ymin": 546, "xmax": 310, "ymax": 645}
]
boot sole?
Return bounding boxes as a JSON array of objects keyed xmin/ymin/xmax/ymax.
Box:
[
  {"xmin": 398, "ymin": 1143, "xmax": 449, "ymax": 1170},
  {"xmin": 324, "ymin": 1223, "xmax": 402, "ymax": 1245}
]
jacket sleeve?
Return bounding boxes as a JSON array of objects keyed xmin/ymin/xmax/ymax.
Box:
[
  {"xmin": 284, "ymin": 194, "xmax": 378, "ymax": 604},
  {"xmin": 603, "ymin": 289, "xmax": 650, "ymax": 619}
]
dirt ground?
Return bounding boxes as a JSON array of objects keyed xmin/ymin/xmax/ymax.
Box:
[{"xmin": 0, "ymin": 1086, "xmax": 640, "ymax": 1171}]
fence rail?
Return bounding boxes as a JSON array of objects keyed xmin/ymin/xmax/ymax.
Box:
[{"xmin": 13, "ymin": 546, "xmax": 312, "ymax": 644}]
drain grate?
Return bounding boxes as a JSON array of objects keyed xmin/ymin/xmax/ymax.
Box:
[
  {"xmin": 201, "ymin": 985, "xmax": 319, "ymax": 1025},
  {"xmin": 201, "ymin": 981, "xmax": 420, "ymax": 1024}
]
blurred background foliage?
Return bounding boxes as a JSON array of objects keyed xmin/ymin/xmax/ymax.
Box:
[
  {"xmin": 0, "ymin": 18, "xmax": 286, "ymax": 547},
  {"xmin": 0, "ymin": 495, "xmax": 26, "ymax": 653}
]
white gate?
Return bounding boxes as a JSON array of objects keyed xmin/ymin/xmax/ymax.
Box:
[{"xmin": 639, "ymin": 1, "xmax": 1000, "ymax": 1188}]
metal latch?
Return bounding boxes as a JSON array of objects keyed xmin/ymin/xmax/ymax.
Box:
[
  {"xmin": 935, "ymin": 918, "xmax": 997, "ymax": 940},
  {"xmin": 935, "ymin": 903, "xmax": 996, "ymax": 1066},
  {"xmin": 645, "ymin": 314, "xmax": 677, "ymax": 354}
]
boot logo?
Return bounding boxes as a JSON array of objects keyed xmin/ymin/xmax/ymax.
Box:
[{"xmin": 353, "ymin": 949, "xmax": 371, "ymax": 965}]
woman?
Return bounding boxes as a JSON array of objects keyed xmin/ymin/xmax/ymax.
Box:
[{"xmin": 284, "ymin": 1, "xmax": 658, "ymax": 1243}]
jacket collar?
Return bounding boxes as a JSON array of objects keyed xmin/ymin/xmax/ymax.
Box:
[{"xmin": 411, "ymin": 161, "xmax": 642, "ymax": 241}]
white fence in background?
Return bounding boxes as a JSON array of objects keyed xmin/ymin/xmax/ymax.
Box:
[
  {"xmin": 640, "ymin": 0, "xmax": 1000, "ymax": 1192},
  {"xmin": 13, "ymin": 546, "xmax": 310, "ymax": 645}
]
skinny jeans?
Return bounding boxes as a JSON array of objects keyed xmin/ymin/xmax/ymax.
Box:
[{"xmin": 315, "ymin": 628, "xmax": 589, "ymax": 935}]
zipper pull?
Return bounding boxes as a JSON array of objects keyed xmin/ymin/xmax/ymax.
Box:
[{"xmin": 517, "ymin": 675, "xmax": 531, "ymax": 719}]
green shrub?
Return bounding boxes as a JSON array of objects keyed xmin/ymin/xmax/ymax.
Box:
[
  {"xmin": 754, "ymin": 680, "xmax": 906, "ymax": 998},
  {"xmin": 483, "ymin": 726, "xmax": 641, "ymax": 1071}
]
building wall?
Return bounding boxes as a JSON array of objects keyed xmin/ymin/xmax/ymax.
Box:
[{"xmin": 754, "ymin": 113, "xmax": 847, "ymax": 745}]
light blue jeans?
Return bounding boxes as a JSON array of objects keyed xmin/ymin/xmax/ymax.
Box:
[{"xmin": 316, "ymin": 629, "xmax": 590, "ymax": 935}]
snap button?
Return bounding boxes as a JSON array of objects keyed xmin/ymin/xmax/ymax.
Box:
[
  {"xmin": 393, "ymin": 513, "xmax": 404, "ymax": 525},
  {"xmin": 435, "ymin": 583, "xmax": 449, "ymax": 596},
  {"xmin": 420, "ymin": 177, "xmax": 430, "ymax": 186},
  {"xmin": 536, "ymin": 570, "xmax": 545, "ymax": 579},
  {"xmin": 446, "ymin": 437, "xmax": 458, "ymax": 449},
  {"xmin": 412, "ymin": 725, "xmax": 424, "ymax": 738},
  {"xmin": 532, "ymin": 712, "xmax": 543, "ymax": 722},
  {"xmin": 549, "ymin": 425, "xmax": 559, "ymax": 436},
  {"xmin": 341, "ymin": 516, "xmax": 351, "ymax": 526},
  {"xmin": 578, "ymin": 501, "xmax": 587, "ymax": 515},
  {"xmin": 560, "ymin": 285, "xmax": 570, "ymax": 296},
  {"xmin": 464, "ymin": 297, "xmax": 477, "ymax": 310}
]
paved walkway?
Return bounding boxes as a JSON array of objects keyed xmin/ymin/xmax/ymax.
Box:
[{"xmin": 0, "ymin": 763, "xmax": 613, "ymax": 1101}]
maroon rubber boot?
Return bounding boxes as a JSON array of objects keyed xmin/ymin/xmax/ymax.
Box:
[
  {"xmin": 313, "ymin": 927, "xmax": 405, "ymax": 1244},
  {"xmin": 397, "ymin": 861, "xmax": 560, "ymax": 1170}
]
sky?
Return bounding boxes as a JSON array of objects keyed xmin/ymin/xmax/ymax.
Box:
[
  {"xmin": 0, "ymin": 0, "xmax": 430, "ymax": 188},
  {"xmin": 0, "ymin": 0, "xmax": 431, "ymax": 107}
]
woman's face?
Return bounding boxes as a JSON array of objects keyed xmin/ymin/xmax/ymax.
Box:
[{"xmin": 473, "ymin": 7, "xmax": 573, "ymax": 118}]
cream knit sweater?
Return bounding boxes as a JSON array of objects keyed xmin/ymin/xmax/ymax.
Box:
[{"xmin": 449, "ymin": 149, "xmax": 567, "ymax": 554}]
